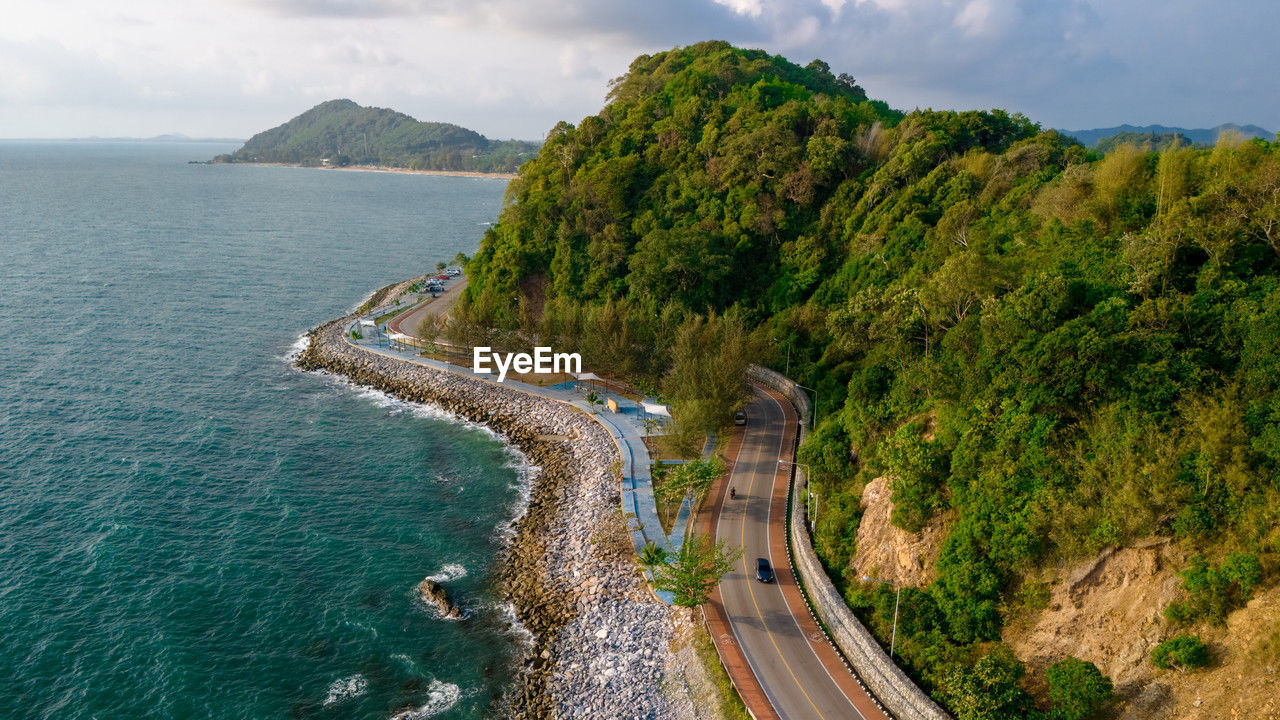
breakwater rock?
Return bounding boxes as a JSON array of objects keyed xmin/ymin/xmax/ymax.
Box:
[
  {"xmin": 296, "ymin": 299, "xmax": 708, "ymax": 719},
  {"xmin": 416, "ymin": 578, "xmax": 464, "ymax": 620}
]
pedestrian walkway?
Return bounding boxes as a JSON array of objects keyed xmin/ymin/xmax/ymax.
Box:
[{"xmin": 345, "ymin": 309, "xmax": 696, "ymax": 602}]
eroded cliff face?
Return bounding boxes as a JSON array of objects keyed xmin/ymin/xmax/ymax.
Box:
[
  {"xmin": 1005, "ymin": 546, "xmax": 1280, "ymax": 720},
  {"xmin": 1002, "ymin": 542, "xmax": 1184, "ymax": 690},
  {"xmin": 855, "ymin": 474, "xmax": 1280, "ymax": 719},
  {"xmin": 850, "ymin": 476, "xmax": 950, "ymax": 588}
]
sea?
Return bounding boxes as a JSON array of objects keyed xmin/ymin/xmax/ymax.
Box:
[{"xmin": 0, "ymin": 141, "xmax": 526, "ymax": 719}]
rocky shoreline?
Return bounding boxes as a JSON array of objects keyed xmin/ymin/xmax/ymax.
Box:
[{"xmin": 296, "ymin": 287, "xmax": 711, "ymax": 719}]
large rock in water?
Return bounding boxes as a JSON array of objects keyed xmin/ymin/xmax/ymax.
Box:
[{"xmin": 417, "ymin": 578, "xmax": 464, "ymax": 619}]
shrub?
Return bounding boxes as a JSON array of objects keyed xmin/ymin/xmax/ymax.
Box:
[
  {"xmin": 931, "ymin": 523, "xmax": 1005, "ymax": 642},
  {"xmin": 1164, "ymin": 552, "xmax": 1262, "ymax": 625},
  {"xmin": 1151, "ymin": 635, "xmax": 1209, "ymax": 671},
  {"xmin": 941, "ymin": 645, "xmax": 1037, "ymax": 720},
  {"xmin": 1045, "ymin": 657, "xmax": 1113, "ymax": 720},
  {"xmin": 654, "ymin": 456, "xmax": 726, "ymax": 503},
  {"xmin": 653, "ymin": 534, "xmax": 742, "ymax": 607},
  {"xmin": 883, "ymin": 422, "xmax": 949, "ymax": 532},
  {"xmin": 639, "ymin": 542, "xmax": 668, "ymax": 566}
]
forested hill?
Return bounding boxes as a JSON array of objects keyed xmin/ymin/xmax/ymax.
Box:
[
  {"xmin": 460, "ymin": 40, "xmax": 1280, "ymax": 718},
  {"xmin": 1063, "ymin": 122, "xmax": 1274, "ymax": 148},
  {"xmin": 212, "ymin": 99, "xmax": 539, "ymax": 173}
]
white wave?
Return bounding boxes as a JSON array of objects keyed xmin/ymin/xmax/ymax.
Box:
[
  {"xmin": 340, "ymin": 384, "xmax": 542, "ymax": 525},
  {"xmin": 391, "ymin": 653, "xmax": 419, "ymax": 673},
  {"xmin": 340, "ymin": 619, "xmax": 380, "ymax": 638},
  {"xmin": 495, "ymin": 601, "xmax": 535, "ymax": 649},
  {"xmin": 283, "ymin": 332, "xmax": 310, "ymax": 362},
  {"xmin": 323, "ymin": 674, "xmax": 368, "ymax": 706},
  {"xmin": 493, "ymin": 454, "xmax": 539, "ymax": 543},
  {"xmin": 301, "ymin": 361, "xmax": 544, "ymax": 610},
  {"xmin": 350, "ymin": 287, "xmax": 381, "ymax": 314},
  {"xmin": 348, "ymin": 385, "xmax": 476, "ymax": 429},
  {"xmin": 388, "ymin": 680, "xmax": 462, "ymax": 719},
  {"xmin": 304, "ymin": 360, "xmax": 537, "ymax": 463},
  {"xmin": 426, "ymin": 563, "xmax": 467, "ymax": 583}
]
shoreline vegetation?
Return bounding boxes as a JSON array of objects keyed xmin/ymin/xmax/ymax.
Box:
[
  {"xmin": 295, "ymin": 278, "xmax": 717, "ymax": 719},
  {"xmin": 226, "ymin": 161, "xmax": 517, "ymax": 179}
]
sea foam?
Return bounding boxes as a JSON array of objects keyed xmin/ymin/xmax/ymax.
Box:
[
  {"xmin": 327, "ymin": 379, "xmax": 542, "ymax": 535},
  {"xmin": 283, "ymin": 332, "xmax": 310, "ymax": 362},
  {"xmin": 425, "ymin": 563, "xmax": 467, "ymax": 583},
  {"xmin": 323, "ymin": 674, "xmax": 368, "ymax": 706},
  {"xmin": 388, "ymin": 680, "xmax": 463, "ymax": 719}
]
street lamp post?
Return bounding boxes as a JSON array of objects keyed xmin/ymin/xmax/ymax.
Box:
[
  {"xmin": 795, "ymin": 384, "xmax": 818, "ymax": 430},
  {"xmin": 862, "ymin": 575, "xmax": 902, "ymax": 659},
  {"xmin": 770, "ymin": 336, "xmax": 793, "ymax": 378}
]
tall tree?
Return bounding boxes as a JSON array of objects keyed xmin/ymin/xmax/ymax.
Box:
[{"xmin": 653, "ymin": 534, "xmax": 743, "ymax": 608}]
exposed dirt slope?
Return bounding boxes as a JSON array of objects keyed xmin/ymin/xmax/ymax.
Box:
[
  {"xmin": 850, "ymin": 476, "xmax": 950, "ymax": 588},
  {"xmin": 1004, "ymin": 542, "xmax": 1280, "ymax": 719},
  {"xmin": 855, "ymin": 476, "xmax": 1280, "ymax": 719},
  {"xmin": 1004, "ymin": 541, "xmax": 1184, "ymax": 689}
]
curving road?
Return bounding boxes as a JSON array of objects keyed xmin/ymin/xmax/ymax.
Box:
[
  {"xmin": 709, "ymin": 387, "xmax": 888, "ymax": 720},
  {"xmin": 387, "ymin": 278, "xmax": 465, "ymax": 338},
  {"xmin": 387, "ymin": 284, "xmax": 888, "ymax": 719}
]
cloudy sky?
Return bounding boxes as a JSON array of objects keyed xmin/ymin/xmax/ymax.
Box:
[{"xmin": 2, "ymin": 0, "xmax": 1276, "ymax": 140}]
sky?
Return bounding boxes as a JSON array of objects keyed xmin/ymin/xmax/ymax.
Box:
[{"xmin": 1, "ymin": 0, "xmax": 1276, "ymax": 140}]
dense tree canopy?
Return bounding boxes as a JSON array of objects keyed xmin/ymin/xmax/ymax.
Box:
[{"xmin": 459, "ymin": 40, "xmax": 1280, "ymax": 713}]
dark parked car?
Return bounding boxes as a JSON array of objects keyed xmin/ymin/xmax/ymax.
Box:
[
  {"xmin": 755, "ymin": 557, "xmax": 774, "ymax": 583},
  {"xmin": 734, "ymin": 411, "xmax": 747, "ymax": 426}
]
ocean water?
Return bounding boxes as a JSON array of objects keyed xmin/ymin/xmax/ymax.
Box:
[{"xmin": 0, "ymin": 142, "xmax": 525, "ymax": 719}]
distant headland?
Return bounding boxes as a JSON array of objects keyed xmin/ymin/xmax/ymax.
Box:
[{"xmin": 209, "ymin": 99, "xmax": 540, "ymax": 175}]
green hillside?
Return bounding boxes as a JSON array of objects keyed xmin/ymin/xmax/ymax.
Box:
[
  {"xmin": 1095, "ymin": 130, "xmax": 1195, "ymax": 153},
  {"xmin": 1063, "ymin": 122, "xmax": 1274, "ymax": 147},
  {"xmin": 458, "ymin": 41, "xmax": 1280, "ymax": 718},
  {"xmin": 212, "ymin": 99, "xmax": 539, "ymax": 173}
]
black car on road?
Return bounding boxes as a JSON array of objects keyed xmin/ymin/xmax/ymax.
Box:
[{"xmin": 755, "ymin": 557, "xmax": 774, "ymax": 583}]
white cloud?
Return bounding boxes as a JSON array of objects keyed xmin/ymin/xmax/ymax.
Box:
[
  {"xmin": 954, "ymin": 0, "xmax": 1016, "ymax": 38},
  {"xmin": 820, "ymin": 0, "xmax": 848, "ymax": 16},
  {"xmin": 0, "ymin": 0, "xmax": 1275, "ymax": 138},
  {"xmin": 713, "ymin": 0, "xmax": 765, "ymax": 17}
]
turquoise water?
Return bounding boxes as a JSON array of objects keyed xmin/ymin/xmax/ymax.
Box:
[{"xmin": 0, "ymin": 142, "xmax": 525, "ymax": 719}]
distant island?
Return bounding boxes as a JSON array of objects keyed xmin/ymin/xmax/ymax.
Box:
[
  {"xmin": 1061, "ymin": 122, "xmax": 1274, "ymax": 149},
  {"xmin": 210, "ymin": 99, "xmax": 539, "ymax": 174}
]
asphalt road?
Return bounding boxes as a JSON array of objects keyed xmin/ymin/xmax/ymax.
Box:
[
  {"xmin": 388, "ymin": 282, "xmax": 878, "ymax": 718},
  {"xmin": 715, "ymin": 388, "xmax": 869, "ymax": 720}
]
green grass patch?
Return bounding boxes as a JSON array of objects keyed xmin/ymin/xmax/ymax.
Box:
[
  {"xmin": 691, "ymin": 619, "xmax": 752, "ymax": 720},
  {"xmin": 373, "ymin": 304, "xmax": 413, "ymax": 326}
]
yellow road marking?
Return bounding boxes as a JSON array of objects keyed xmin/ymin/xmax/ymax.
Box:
[{"xmin": 735, "ymin": 395, "xmax": 829, "ymax": 720}]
